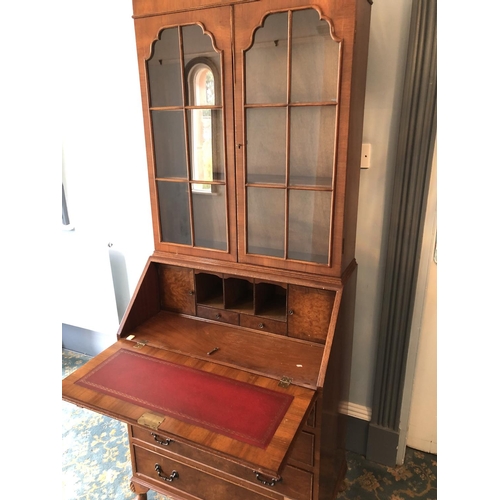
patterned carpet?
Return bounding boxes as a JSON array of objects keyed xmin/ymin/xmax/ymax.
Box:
[{"xmin": 62, "ymin": 349, "xmax": 437, "ymax": 499}]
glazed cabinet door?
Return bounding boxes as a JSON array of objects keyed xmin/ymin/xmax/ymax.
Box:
[
  {"xmin": 233, "ymin": 0, "xmax": 348, "ymax": 276},
  {"xmin": 134, "ymin": 7, "xmax": 237, "ymax": 261}
]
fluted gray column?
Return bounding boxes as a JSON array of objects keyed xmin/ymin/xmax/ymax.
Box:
[{"xmin": 366, "ymin": 0, "xmax": 437, "ymax": 466}]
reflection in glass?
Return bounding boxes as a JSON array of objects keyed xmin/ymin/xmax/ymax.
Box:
[
  {"xmin": 247, "ymin": 187, "xmax": 285, "ymax": 257},
  {"xmin": 148, "ymin": 23, "xmax": 228, "ymax": 253},
  {"xmin": 291, "ymin": 9, "xmax": 339, "ymax": 103},
  {"xmin": 290, "ymin": 106, "xmax": 335, "ymax": 186},
  {"xmin": 151, "ymin": 110, "xmax": 187, "ymax": 178},
  {"xmin": 183, "ymin": 25, "xmax": 221, "ymax": 95},
  {"xmin": 242, "ymin": 9, "xmax": 339, "ymax": 264},
  {"xmin": 288, "ymin": 190, "xmax": 331, "ymax": 264},
  {"xmin": 245, "ymin": 12, "xmax": 288, "ymax": 104},
  {"xmin": 147, "ymin": 28, "xmax": 183, "ymax": 108},
  {"xmin": 183, "ymin": 25, "xmax": 224, "ymax": 194},
  {"xmin": 246, "ymin": 108, "xmax": 287, "ymax": 184},
  {"xmin": 157, "ymin": 181, "xmax": 192, "ymax": 245},
  {"xmin": 187, "ymin": 64, "xmax": 224, "ymax": 189},
  {"xmin": 192, "ymin": 185, "xmax": 227, "ymax": 250}
]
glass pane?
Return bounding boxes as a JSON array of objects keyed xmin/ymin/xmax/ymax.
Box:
[
  {"xmin": 151, "ymin": 110, "xmax": 187, "ymax": 178},
  {"xmin": 183, "ymin": 25, "xmax": 221, "ymax": 105},
  {"xmin": 147, "ymin": 27, "xmax": 183, "ymax": 108},
  {"xmin": 291, "ymin": 9, "xmax": 339, "ymax": 103},
  {"xmin": 246, "ymin": 108, "xmax": 286, "ymax": 184},
  {"xmin": 288, "ymin": 190, "xmax": 331, "ymax": 264},
  {"xmin": 247, "ymin": 187, "xmax": 285, "ymax": 257},
  {"xmin": 245, "ymin": 12, "xmax": 288, "ymax": 104},
  {"xmin": 157, "ymin": 181, "xmax": 192, "ymax": 245},
  {"xmin": 188, "ymin": 109, "xmax": 224, "ymax": 186},
  {"xmin": 290, "ymin": 106, "xmax": 335, "ymax": 186},
  {"xmin": 192, "ymin": 185, "xmax": 227, "ymax": 251}
]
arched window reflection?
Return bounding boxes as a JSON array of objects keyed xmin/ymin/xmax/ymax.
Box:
[{"xmin": 188, "ymin": 61, "xmax": 217, "ymax": 192}]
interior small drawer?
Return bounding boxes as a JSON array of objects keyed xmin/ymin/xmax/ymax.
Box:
[
  {"xmin": 197, "ymin": 305, "xmax": 239, "ymax": 325},
  {"xmin": 239, "ymin": 314, "xmax": 287, "ymax": 335}
]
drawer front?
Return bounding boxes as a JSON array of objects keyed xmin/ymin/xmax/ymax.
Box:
[
  {"xmin": 240, "ymin": 314, "xmax": 287, "ymax": 335},
  {"xmin": 288, "ymin": 431, "xmax": 315, "ymax": 467},
  {"xmin": 197, "ymin": 305, "xmax": 239, "ymax": 325},
  {"xmin": 133, "ymin": 445, "xmax": 265, "ymax": 500},
  {"xmin": 131, "ymin": 425, "xmax": 254, "ymax": 479},
  {"xmin": 130, "ymin": 429, "xmax": 313, "ymax": 500}
]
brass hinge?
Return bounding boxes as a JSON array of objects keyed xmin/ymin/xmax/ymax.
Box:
[
  {"xmin": 138, "ymin": 411, "xmax": 165, "ymax": 431},
  {"xmin": 125, "ymin": 335, "xmax": 148, "ymax": 349},
  {"xmin": 278, "ymin": 376, "xmax": 292, "ymax": 388}
]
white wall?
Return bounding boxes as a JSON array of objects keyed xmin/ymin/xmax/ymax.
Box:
[
  {"xmin": 406, "ymin": 227, "xmax": 437, "ymax": 454},
  {"xmin": 62, "ymin": 0, "xmax": 154, "ymax": 339},
  {"xmin": 60, "ymin": 0, "xmax": 413, "ymax": 413}
]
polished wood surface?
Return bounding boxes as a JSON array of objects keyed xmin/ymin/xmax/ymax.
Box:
[
  {"xmin": 288, "ymin": 285, "xmax": 336, "ymax": 343},
  {"xmin": 120, "ymin": 310, "xmax": 324, "ymax": 388},
  {"xmin": 63, "ymin": 339, "xmax": 315, "ymax": 475},
  {"xmin": 158, "ymin": 265, "xmax": 195, "ymax": 314},
  {"xmin": 133, "ymin": 6, "xmax": 238, "ymax": 262},
  {"xmin": 63, "ymin": 1, "xmax": 371, "ymax": 498},
  {"xmin": 232, "ymin": 0, "xmax": 370, "ymax": 277},
  {"xmin": 131, "ymin": 443, "xmax": 314, "ymax": 500},
  {"xmin": 131, "ymin": 0, "xmax": 370, "ymax": 277}
]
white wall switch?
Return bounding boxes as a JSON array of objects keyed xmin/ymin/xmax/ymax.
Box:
[{"xmin": 361, "ymin": 143, "xmax": 371, "ymax": 169}]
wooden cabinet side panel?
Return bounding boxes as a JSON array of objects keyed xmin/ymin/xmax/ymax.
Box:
[
  {"xmin": 341, "ymin": 0, "xmax": 373, "ymax": 274},
  {"xmin": 118, "ymin": 260, "xmax": 161, "ymax": 339},
  {"xmin": 318, "ymin": 267, "xmax": 357, "ymax": 498}
]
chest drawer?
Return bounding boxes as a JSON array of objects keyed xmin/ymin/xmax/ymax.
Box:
[
  {"xmin": 131, "ymin": 425, "xmax": 314, "ymax": 469},
  {"xmin": 132, "ymin": 444, "xmax": 313, "ymax": 500},
  {"xmin": 132, "ymin": 444, "xmax": 266, "ymax": 500},
  {"xmin": 130, "ymin": 427, "xmax": 313, "ymax": 500},
  {"xmin": 288, "ymin": 431, "xmax": 315, "ymax": 467}
]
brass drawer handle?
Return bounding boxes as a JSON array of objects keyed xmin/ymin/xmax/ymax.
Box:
[
  {"xmin": 155, "ymin": 464, "xmax": 179, "ymax": 482},
  {"xmin": 151, "ymin": 433, "xmax": 172, "ymax": 446},
  {"xmin": 253, "ymin": 471, "xmax": 281, "ymax": 487},
  {"xmin": 215, "ymin": 313, "xmax": 221, "ymax": 319},
  {"xmin": 258, "ymin": 323, "xmax": 264, "ymax": 329}
]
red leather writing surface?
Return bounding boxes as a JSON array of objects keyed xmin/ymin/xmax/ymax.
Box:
[{"xmin": 76, "ymin": 349, "xmax": 293, "ymax": 448}]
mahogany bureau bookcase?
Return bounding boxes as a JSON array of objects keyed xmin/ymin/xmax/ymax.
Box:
[{"xmin": 62, "ymin": 1, "xmax": 372, "ymax": 499}]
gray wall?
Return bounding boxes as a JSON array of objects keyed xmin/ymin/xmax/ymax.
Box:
[{"xmin": 351, "ymin": 0, "xmax": 413, "ymax": 410}]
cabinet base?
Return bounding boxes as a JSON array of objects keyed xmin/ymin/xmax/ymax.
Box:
[{"xmin": 130, "ymin": 478, "xmax": 149, "ymax": 500}]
